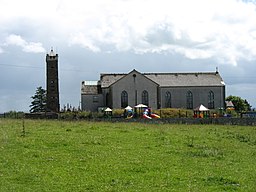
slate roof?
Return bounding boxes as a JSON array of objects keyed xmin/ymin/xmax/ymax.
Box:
[
  {"xmin": 144, "ymin": 72, "xmax": 225, "ymax": 87},
  {"xmin": 98, "ymin": 71, "xmax": 225, "ymax": 88},
  {"xmin": 100, "ymin": 73, "xmax": 125, "ymax": 88},
  {"xmin": 81, "ymin": 81, "xmax": 99, "ymax": 94}
]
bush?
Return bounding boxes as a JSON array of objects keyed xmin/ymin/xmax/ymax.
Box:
[
  {"xmin": 1, "ymin": 111, "xmax": 24, "ymax": 119},
  {"xmin": 112, "ymin": 109, "xmax": 124, "ymax": 117},
  {"xmin": 59, "ymin": 112, "xmax": 76, "ymax": 120},
  {"xmin": 153, "ymin": 108, "xmax": 193, "ymax": 118},
  {"xmin": 59, "ymin": 111, "xmax": 106, "ymax": 120}
]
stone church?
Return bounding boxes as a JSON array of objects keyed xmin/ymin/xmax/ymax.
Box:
[{"xmin": 81, "ymin": 69, "xmax": 225, "ymax": 112}]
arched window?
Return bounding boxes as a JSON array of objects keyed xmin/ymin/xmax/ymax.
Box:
[
  {"xmin": 121, "ymin": 91, "xmax": 128, "ymax": 108},
  {"xmin": 106, "ymin": 93, "xmax": 109, "ymax": 107},
  {"xmin": 186, "ymin": 91, "xmax": 193, "ymax": 109},
  {"xmin": 165, "ymin": 91, "xmax": 172, "ymax": 108},
  {"xmin": 142, "ymin": 90, "xmax": 149, "ymax": 106},
  {"xmin": 208, "ymin": 91, "xmax": 214, "ymax": 109}
]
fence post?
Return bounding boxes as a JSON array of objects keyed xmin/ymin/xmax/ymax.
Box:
[{"xmin": 22, "ymin": 118, "xmax": 25, "ymax": 137}]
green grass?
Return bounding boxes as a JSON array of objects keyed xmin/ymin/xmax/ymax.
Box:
[{"xmin": 0, "ymin": 119, "xmax": 256, "ymax": 191}]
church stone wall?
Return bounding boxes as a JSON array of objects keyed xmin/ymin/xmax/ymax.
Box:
[
  {"xmin": 160, "ymin": 86, "xmax": 225, "ymax": 109},
  {"xmin": 81, "ymin": 94, "xmax": 103, "ymax": 112},
  {"xmin": 111, "ymin": 71, "xmax": 158, "ymax": 109}
]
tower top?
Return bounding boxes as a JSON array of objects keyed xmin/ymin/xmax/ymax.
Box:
[
  {"xmin": 46, "ymin": 48, "xmax": 58, "ymax": 60},
  {"xmin": 49, "ymin": 49, "xmax": 56, "ymax": 56}
]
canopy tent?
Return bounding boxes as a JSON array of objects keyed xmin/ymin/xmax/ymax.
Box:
[
  {"xmin": 123, "ymin": 106, "xmax": 133, "ymax": 118},
  {"xmin": 134, "ymin": 104, "xmax": 148, "ymax": 108},
  {"xmin": 104, "ymin": 107, "xmax": 112, "ymax": 112},
  {"xmin": 226, "ymin": 101, "xmax": 234, "ymax": 108},
  {"xmin": 134, "ymin": 104, "xmax": 148, "ymax": 118},
  {"xmin": 193, "ymin": 104, "xmax": 210, "ymax": 118},
  {"xmin": 125, "ymin": 106, "xmax": 132, "ymax": 110},
  {"xmin": 194, "ymin": 104, "xmax": 209, "ymax": 111},
  {"xmin": 225, "ymin": 101, "xmax": 235, "ymax": 110},
  {"xmin": 104, "ymin": 107, "xmax": 112, "ymax": 117}
]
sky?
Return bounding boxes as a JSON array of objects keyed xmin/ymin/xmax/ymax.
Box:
[{"xmin": 0, "ymin": 0, "xmax": 256, "ymax": 112}]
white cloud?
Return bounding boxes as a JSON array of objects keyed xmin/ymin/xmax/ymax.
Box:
[
  {"xmin": 60, "ymin": 0, "xmax": 256, "ymax": 66},
  {"xmin": 5, "ymin": 34, "xmax": 45, "ymax": 53},
  {"xmin": 1, "ymin": 0, "xmax": 256, "ymax": 65},
  {"xmin": 69, "ymin": 33, "xmax": 101, "ymax": 52}
]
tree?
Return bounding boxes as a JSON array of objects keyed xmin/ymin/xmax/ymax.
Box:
[
  {"xmin": 226, "ymin": 95, "xmax": 251, "ymax": 112},
  {"xmin": 244, "ymin": 99, "xmax": 252, "ymax": 111},
  {"xmin": 30, "ymin": 86, "xmax": 46, "ymax": 113}
]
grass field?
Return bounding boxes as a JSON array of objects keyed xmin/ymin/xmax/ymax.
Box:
[{"xmin": 0, "ymin": 119, "xmax": 256, "ymax": 191}]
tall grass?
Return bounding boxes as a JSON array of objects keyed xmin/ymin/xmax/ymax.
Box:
[{"xmin": 0, "ymin": 119, "xmax": 255, "ymax": 191}]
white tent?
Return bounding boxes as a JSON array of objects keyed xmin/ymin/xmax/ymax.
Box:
[
  {"xmin": 134, "ymin": 104, "xmax": 148, "ymax": 108},
  {"xmin": 194, "ymin": 104, "xmax": 209, "ymax": 111},
  {"xmin": 226, "ymin": 101, "xmax": 234, "ymax": 108},
  {"xmin": 193, "ymin": 104, "xmax": 210, "ymax": 118},
  {"xmin": 125, "ymin": 106, "xmax": 132, "ymax": 110},
  {"xmin": 104, "ymin": 107, "xmax": 112, "ymax": 112}
]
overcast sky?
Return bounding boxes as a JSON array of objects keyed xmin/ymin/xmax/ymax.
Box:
[{"xmin": 1, "ymin": 0, "xmax": 256, "ymax": 112}]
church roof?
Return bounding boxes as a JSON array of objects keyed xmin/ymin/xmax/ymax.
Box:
[
  {"xmin": 98, "ymin": 70, "xmax": 225, "ymax": 88},
  {"xmin": 100, "ymin": 73, "xmax": 125, "ymax": 88},
  {"xmin": 144, "ymin": 72, "xmax": 225, "ymax": 87},
  {"xmin": 81, "ymin": 81, "xmax": 99, "ymax": 94}
]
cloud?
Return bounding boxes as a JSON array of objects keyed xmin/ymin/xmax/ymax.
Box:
[
  {"xmin": 70, "ymin": 33, "xmax": 101, "ymax": 52},
  {"xmin": 57, "ymin": 0, "xmax": 256, "ymax": 66},
  {"xmin": 1, "ymin": 0, "xmax": 256, "ymax": 65},
  {"xmin": 5, "ymin": 34, "xmax": 45, "ymax": 53}
]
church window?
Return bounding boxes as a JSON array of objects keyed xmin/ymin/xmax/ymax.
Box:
[
  {"xmin": 165, "ymin": 91, "xmax": 172, "ymax": 108},
  {"xmin": 121, "ymin": 91, "xmax": 128, "ymax": 108},
  {"xmin": 208, "ymin": 91, "xmax": 214, "ymax": 109},
  {"xmin": 186, "ymin": 91, "xmax": 193, "ymax": 109},
  {"xmin": 106, "ymin": 93, "xmax": 109, "ymax": 107},
  {"xmin": 142, "ymin": 90, "xmax": 149, "ymax": 106}
]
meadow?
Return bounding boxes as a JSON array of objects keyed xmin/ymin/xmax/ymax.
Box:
[{"xmin": 0, "ymin": 119, "xmax": 255, "ymax": 191}]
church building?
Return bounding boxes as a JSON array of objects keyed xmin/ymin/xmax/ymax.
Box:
[{"xmin": 81, "ymin": 69, "xmax": 225, "ymax": 111}]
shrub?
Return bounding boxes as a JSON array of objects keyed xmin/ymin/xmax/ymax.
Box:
[
  {"xmin": 1, "ymin": 111, "xmax": 24, "ymax": 119},
  {"xmin": 60, "ymin": 111, "xmax": 108, "ymax": 120},
  {"xmin": 112, "ymin": 109, "xmax": 124, "ymax": 117},
  {"xmin": 77, "ymin": 111, "xmax": 92, "ymax": 119},
  {"xmin": 59, "ymin": 112, "xmax": 76, "ymax": 120},
  {"xmin": 153, "ymin": 108, "xmax": 193, "ymax": 118}
]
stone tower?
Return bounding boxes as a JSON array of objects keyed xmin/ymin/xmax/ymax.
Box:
[{"xmin": 46, "ymin": 49, "xmax": 60, "ymax": 112}]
